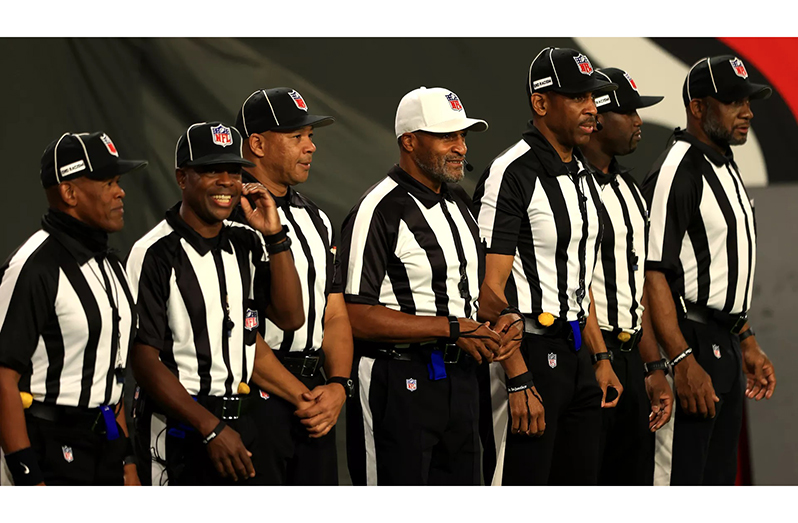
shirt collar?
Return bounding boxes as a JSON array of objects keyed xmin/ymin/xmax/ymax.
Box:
[
  {"xmin": 242, "ymin": 169, "xmax": 307, "ymax": 208},
  {"xmin": 164, "ymin": 202, "xmax": 233, "ymax": 255},
  {"xmin": 387, "ymin": 165, "xmax": 454, "ymax": 209},
  {"xmin": 41, "ymin": 209, "xmax": 112, "ymax": 265},
  {"xmin": 673, "ymin": 128, "xmax": 734, "ymax": 167},
  {"xmin": 522, "ymin": 121, "xmax": 590, "ymax": 177},
  {"xmin": 585, "ymin": 156, "xmax": 631, "ymax": 186}
]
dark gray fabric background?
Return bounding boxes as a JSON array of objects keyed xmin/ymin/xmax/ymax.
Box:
[{"xmin": 0, "ymin": 37, "xmax": 794, "ymax": 485}]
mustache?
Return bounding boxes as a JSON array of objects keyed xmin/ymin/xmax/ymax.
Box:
[{"xmin": 579, "ymin": 116, "xmax": 597, "ymax": 126}]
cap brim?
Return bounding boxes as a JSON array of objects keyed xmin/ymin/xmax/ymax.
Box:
[
  {"xmin": 415, "ymin": 117, "xmax": 489, "ymax": 135},
  {"xmin": 271, "ymin": 114, "xmax": 335, "ymax": 131},
  {"xmin": 605, "ymin": 95, "xmax": 665, "ymax": 113},
  {"xmin": 551, "ymin": 79, "xmax": 618, "ymax": 96},
  {"xmin": 182, "ymin": 154, "xmax": 256, "ymax": 168},
  {"xmin": 713, "ymin": 82, "xmax": 773, "ymax": 103},
  {"xmin": 85, "ymin": 159, "xmax": 149, "ymax": 181}
]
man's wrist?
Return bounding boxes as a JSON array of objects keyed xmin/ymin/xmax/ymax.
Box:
[
  {"xmin": 591, "ymin": 351, "xmax": 613, "ymax": 365},
  {"xmin": 326, "ymin": 377, "xmax": 354, "ymax": 398}
]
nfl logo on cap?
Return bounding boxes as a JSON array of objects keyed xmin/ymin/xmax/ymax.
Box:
[
  {"xmin": 548, "ymin": 352, "xmax": 557, "ymax": 368},
  {"xmin": 445, "ymin": 92, "xmax": 463, "ymax": 111},
  {"xmin": 406, "ymin": 378, "xmax": 417, "ymax": 392},
  {"xmin": 573, "ymin": 54, "xmax": 593, "ymax": 75},
  {"xmin": 289, "ymin": 90, "xmax": 308, "ymax": 111},
  {"xmin": 730, "ymin": 57, "xmax": 748, "ymax": 79},
  {"xmin": 623, "ymin": 72, "xmax": 638, "ymax": 91},
  {"xmin": 100, "ymin": 133, "xmax": 119, "ymax": 156},
  {"xmin": 211, "ymin": 124, "xmax": 233, "ymax": 147}
]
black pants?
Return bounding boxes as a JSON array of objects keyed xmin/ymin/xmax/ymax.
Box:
[
  {"xmin": 134, "ymin": 402, "xmax": 264, "ymax": 486},
  {"xmin": 25, "ymin": 412, "xmax": 126, "ymax": 486},
  {"xmin": 250, "ymin": 374, "xmax": 338, "ymax": 486},
  {"xmin": 597, "ymin": 345, "xmax": 654, "ymax": 485},
  {"xmin": 347, "ymin": 355, "xmax": 481, "ymax": 485},
  {"xmin": 480, "ymin": 335, "xmax": 603, "ymax": 485},
  {"xmin": 655, "ymin": 318, "xmax": 745, "ymax": 485}
]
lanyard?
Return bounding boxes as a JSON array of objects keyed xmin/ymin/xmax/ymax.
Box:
[
  {"xmin": 439, "ymin": 197, "xmax": 473, "ymax": 318},
  {"xmin": 94, "ymin": 256, "xmax": 124, "ymax": 383}
]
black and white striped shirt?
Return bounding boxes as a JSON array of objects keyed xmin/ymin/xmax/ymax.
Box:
[
  {"xmin": 474, "ymin": 123, "xmax": 603, "ymax": 321},
  {"xmin": 339, "ymin": 165, "xmax": 482, "ymax": 319},
  {"xmin": 0, "ymin": 210, "xmax": 136, "ymax": 408},
  {"xmin": 229, "ymin": 173, "xmax": 341, "ymax": 353},
  {"xmin": 126, "ymin": 203, "xmax": 264, "ymax": 397},
  {"xmin": 642, "ymin": 129, "xmax": 756, "ymax": 314},
  {"xmin": 590, "ymin": 160, "xmax": 648, "ymax": 332}
]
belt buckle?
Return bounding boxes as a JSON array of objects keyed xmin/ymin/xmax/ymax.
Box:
[
  {"xmin": 221, "ymin": 396, "xmax": 242, "ymax": 421},
  {"xmin": 730, "ymin": 313, "xmax": 748, "ymax": 334},
  {"xmin": 442, "ymin": 344, "xmax": 461, "ymax": 364},
  {"xmin": 301, "ymin": 356, "xmax": 320, "ymax": 377}
]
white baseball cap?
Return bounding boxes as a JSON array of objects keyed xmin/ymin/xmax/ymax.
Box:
[{"xmin": 394, "ymin": 86, "xmax": 489, "ymax": 138}]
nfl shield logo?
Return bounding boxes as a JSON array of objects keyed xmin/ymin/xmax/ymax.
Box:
[
  {"xmin": 210, "ymin": 124, "xmax": 233, "ymax": 147},
  {"xmin": 573, "ymin": 54, "xmax": 593, "ymax": 75},
  {"xmin": 245, "ymin": 308, "xmax": 259, "ymax": 331},
  {"xmin": 62, "ymin": 445, "xmax": 74, "ymax": 463},
  {"xmin": 406, "ymin": 378, "xmax": 417, "ymax": 392},
  {"xmin": 730, "ymin": 58, "xmax": 748, "ymax": 79},
  {"xmin": 548, "ymin": 352, "xmax": 557, "ymax": 368},
  {"xmin": 713, "ymin": 344, "xmax": 722, "ymax": 359},
  {"xmin": 100, "ymin": 133, "xmax": 119, "ymax": 156},
  {"xmin": 623, "ymin": 71, "xmax": 638, "ymax": 91},
  {"xmin": 288, "ymin": 90, "xmax": 308, "ymax": 111},
  {"xmin": 445, "ymin": 92, "xmax": 463, "ymax": 111},
  {"xmin": 259, "ymin": 389, "xmax": 270, "ymax": 400}
]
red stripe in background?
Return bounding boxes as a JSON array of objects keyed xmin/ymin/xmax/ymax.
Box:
[{"xmin": 720, "ymin": 38, "xmax": 798, "ymax": 123}]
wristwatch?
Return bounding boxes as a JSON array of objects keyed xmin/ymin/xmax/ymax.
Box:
[
  {"xmin": 327, "ymin": 376, "xmax": 354, "ymax": 398},
  {"xmin": 643, "ymin": 358, "xmax": 669, "ymax": 376}
]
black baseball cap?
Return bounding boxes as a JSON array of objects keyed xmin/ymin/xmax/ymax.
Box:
[
  {"xmin": 683, "ymin": 55, "xmax": 772, "ymax": 106},
  {"xmin": 175, "ymin": 122, "xmax": 255, "ymax": 169},
  {"xmin": 593, "ymin": 67, "xmax": 664, "ymax": 114},
  {"xmin": 40, "ymin": 131, "xmax": 148, "ymax": 188},
  {"xmin": 235, "ymin": 87, "xmax": 335, "ymax": 136},
  {"xmin": 527, "ymin": 47, "xmax": 617, "ymax": 99}
]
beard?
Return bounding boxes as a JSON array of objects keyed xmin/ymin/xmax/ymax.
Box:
[
  {"xmin": 703, "ymin": 106, "xmax": 747, "ymax": 147},
  {"xmin": 414, "ymin": 151, "xmax": 464, "ymax": 184}
]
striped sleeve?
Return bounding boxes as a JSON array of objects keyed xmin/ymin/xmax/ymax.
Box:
[
  {"xmin": 127, "ymin": 238, "xmax": 173, "ymax": 351},
  {"xmin": 475, "ymin": 157, "xmax": 532, "ymax": 255},
  {"xmin": 643, "ymin": 143, "xmax": 702, "ymax": 275},
  {"xmin": 339, "ymin": 179, "xmax": 402, "ymax": 305},
  {"xmin": 0, "ymin": 234, "xmax": 57, "ymax": 374}
]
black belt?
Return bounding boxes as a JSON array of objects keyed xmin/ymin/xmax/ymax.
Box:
[
  {"xmin": 677, "ymin": 296, "xmax": 748, "ymax": 334},
  {"xmin": 356, "ymin": 340, "xmax": 465, "ymax": 365},
  {"xmin": 194, "ymin": 395, "xmax": 255, "ymax": 421},
  {"xmin": 523, "ymin": 315, "xmax": 586, "ymax": 338},
  {"xmin": 277, "ymin": 349, "xmax": 326, "ymax": 378},
  {"xmin": 601, "ymin": 328, "xmax": 642, "ymax": 353},
  {"xmin": 26, "ymin": 401, "xmax": 108, "ymax": 432}
]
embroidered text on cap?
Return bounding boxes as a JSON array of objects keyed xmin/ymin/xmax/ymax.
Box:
[
  {"xmin": 211, "ymin": 124, "xmax": 233, "ymax": 147},
  {"xmin": 730, "ymin": 57, "xmax": 748, "ymax": 79}
]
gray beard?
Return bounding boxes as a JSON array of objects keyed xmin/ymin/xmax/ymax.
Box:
[
  {"xmin": 415, "ymin": 156, "xmax": 462, "ymax": 184},
  {"xmin": 703, "ymin": 108, "xmax": 747, "ymax": 147}
]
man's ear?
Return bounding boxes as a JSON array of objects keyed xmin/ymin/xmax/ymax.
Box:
[
  {"xmin": 531, "ymin": 93, "xmax": 548, "ymax": 118},
  {"xmin": 58, "ymin": 182, "xmax": 78, "ymax": 207},
  {"xmin": 689, "ymin": 98, "xmax": 705, "ymax": 120},
  {"xmin": 399, "ymin": 133, "xmax": 415, "ymax": 154},
  {"xmin": 248, "ymin": 133, "xmax": 268, "ymax": 158},
  {"xmin": 175, "ymin": 168, "xmax": 187, "ymax": 190}
]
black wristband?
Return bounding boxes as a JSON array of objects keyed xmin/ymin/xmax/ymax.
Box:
[
  {"xmin": 643, "ymin": 358, "xmax": 669, "ymax": 376},
  {"xmin": 591, "ymin": 351, "xmax": 613, "ymax": 365},
  {"xmin": 670, "ymin": 347, "xmax": 693, "ymax": 368},
  {"xmin": 263, "ymin": 225, "xmax": 289, "ymax": 245},
  {"xmin": 5, "ymin": 447, "xmax": 44, "ymax": 486},
  {"xmin": 738, "ymin": 328, "xmax": 756, "ymax": 342},
  {"xmin": 506, "ymin": 371, "xmax": 535, "ymax": 393},
  {"xmin": 265, "ymin": 235, "xmax": 292, "ymax": 255},
  {"xmin": 202, "ymin": 420, "xmax": 227, "ymax": 445},
  {"xmin": 446, "ymin": 315, "xmax": 460, "ymax": 343}
]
